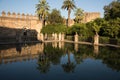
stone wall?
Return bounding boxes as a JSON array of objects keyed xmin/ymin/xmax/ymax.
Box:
[
  {"xmin": 82, "ymin": 12, "xmax": 100, "ymax": 23},
  {"xmin": 0, "ymin": 11, "xmax": 100, "ymax": 36},
  {"xmin": 0, "ymin": 11, "xmax": 100, "ymax": 29},
  {"xmin": 69, "ymin": 12, "xmax": 100, "ymax": 26},
  {"xmin": 0, "ymin": 11, "xmax": 42, "ymax": 34}
]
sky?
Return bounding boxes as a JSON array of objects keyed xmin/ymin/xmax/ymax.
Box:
[{"xmin": 0, "ymin": 0, "xmax": 113, "ymax": 18}]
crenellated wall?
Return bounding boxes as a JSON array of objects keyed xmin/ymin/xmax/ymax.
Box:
[
  {"xmin": 0, "ymin": 11, "xmax": 42, "ymax": 34},
  {"xmin": 0, "ymin": 11, "xmax": 100, "ymax": 33}
]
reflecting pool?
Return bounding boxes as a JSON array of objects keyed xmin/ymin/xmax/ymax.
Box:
[{"xmin": 0, "ymin": 42, "xmax": 120, "ymax": 80}]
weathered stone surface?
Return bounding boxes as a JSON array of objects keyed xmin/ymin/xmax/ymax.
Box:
[
  {"xmin": 94, "ymin": 34, "xmax": 99, "ymax": 45},
  {"xmin": 64, "ymin": 12, "xmax": 100, "ymax": 26},
  {"xmin": 0, "ymin": 11, "xmax": 100, "ymax": 40},
  {"xmin": 0, "ymin": 11, "xmax": 42, "ymax": 40},
  {"xmin": 74, "ymin": 32, "xmax": 78, "ymax": 42}
]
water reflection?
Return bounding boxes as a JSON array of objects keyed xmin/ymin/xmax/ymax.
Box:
[
  {"xmin": 0, "ymin": 43, "xmax": 44, "ymax": 64},
  {"xmin": 98, "ymin": 46, "xmax": 120, "ymax": 72},
  {"xmin": 74, "ymin": 43, "xmax": 78, "ymax": 52},
  {"xmin": 37, "ymin": 53, "xmax": 50, "ymax": 73},
  {"xmin": 37, "ymin": 42, "xmax": 120, "ymax": 73},
  {"xmin": 62, "ymin": 52, "xmax": 76, "ymax": 73},
  {"xmin": 0, "ymin": 42, "xmax": 120, "ymax": 80},
  {"xmin": 16, "ymin": 44, "xmax": 22, "ymax": 53},
  {"xmin": 94, "ymin": 45, "xmax": 99, "ymax": 55}
]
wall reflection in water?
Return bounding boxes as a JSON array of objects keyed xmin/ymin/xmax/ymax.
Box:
[
  {"xmin": 0, "ymin": 42, "xmax": 120, "ymax": 73},
  {"xmin": 0, "ymin": 43, "xmax": 44, "ymax": 64}
]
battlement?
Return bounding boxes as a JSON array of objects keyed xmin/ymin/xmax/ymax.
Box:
[
  {"xmin": 84, "ymin": 12, "xmax": 100, "ymax": 17},
  {"xmin": 0, "ymin": 11, "xmax": 42, "ymax": 35},
  {"xmin": 84, "ymin": 12, "xmax": 100, "ymax": 14},
  {"xmin": 0, "ymin": 11, "xmax": 38, "ymax": 20}
]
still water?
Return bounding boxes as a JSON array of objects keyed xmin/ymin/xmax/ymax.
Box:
[{"xmin": 0, "ymin": 42, "xmax": 120, "ymax": 80}]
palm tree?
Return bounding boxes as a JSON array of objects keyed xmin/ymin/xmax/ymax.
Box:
[
  {"xmin": 74, "ymin": 8, "xmax": 84, "ymax": 23},
  {"xmin": 36, "ymin": 0, "xmax": 50, "ymax": 27},
  {"xmin": 37, "ymin": 54, "xmax": 50, "ymax": 73},
  {"xmin": 62, "ymin": 50, "xmax": 76, "ymax": 73},
  {"xmin": 61, "ymin": 0, "xmax": 76, "ymax": 27}
]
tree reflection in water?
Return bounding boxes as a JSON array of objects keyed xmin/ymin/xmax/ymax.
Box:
[
  {"xmin": 37, "ymin": 42, "xmax": 120, "ymax": 73},
  {"xmin": 37, "ymin": 43, "xmax": 64, "ymax": 73},
  {"xmin": 62, "ymin": 51, "xmax": 76, "ymax": 73},
  {"xmin": 0, "ymin": 42, "xmax": 120, "ymax": 80},
  {"xmin": 97, "ymin": 46, "xmax": 120, "ymax": 72},
  {"xmin": 37, "ymin": 54, "xmax": 50, "ymax": 73}
]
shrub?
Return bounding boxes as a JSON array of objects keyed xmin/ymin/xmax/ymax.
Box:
[{"xmin": 41, "ymin": 24, "xmax": 67, "ymax": 34}]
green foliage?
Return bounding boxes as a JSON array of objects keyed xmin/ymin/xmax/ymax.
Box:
[
  {"xmin": 61, "ymin": 0, "xmax": 76, "ymax": 26},
  {"xmin": 101, "ymin": 1, "xmax": 120, "ymax": 38},
  {"xmin": 36, "ymin": 0, "xmax": 50, "ymax": 19},
  {"xmin": 47, "ymin": 9, "xmax": 64, "ymax": 25},
  {"xmin": 66, "ymin": 23, "xmax": 93, "ymax": 36},
  {"xmin": 99, "ymin": 36, "xmax": 110, "ymax": 44},
  {"xmin": 104, "ymin": 0, "xmax": 120, "ymax": 20},
  {"xmin": 74, "ymin": 8, "xmax": 84, "ymax": 23},
  {"xmin": 36, "ymin": 0, "xmax": 50, "ymax": 26},
  {"xmin": 101, "ymin": 18, "xmax": 120, "ymax": 38},
  {"xmin": 41, "ymin": 24, "xmax": 67, "ymax": 34},
  {"xmin": 61, "ymin": 0, "xmax": 76, "ymax": 10},
  {"xmin": 37, "ymin": 0, "xmax": 120, "ymax": 39},
  {"xmin": 86, "ymin": 18, "xmax": 104, "ymax": 35}
]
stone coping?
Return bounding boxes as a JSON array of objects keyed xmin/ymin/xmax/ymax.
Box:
[
  {"xmin": 0, "ymin": 40, "xmax": 120, "ymax": 48},
  {"xmin": 43, "ymin": 40, "xmax": 120, "ymax": 48}
]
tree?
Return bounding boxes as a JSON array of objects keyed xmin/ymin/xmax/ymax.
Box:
[
  {"xmin": 104, "ymin": 0, "xmax": 120, "ymax": 20},
  {"xmin": 36, "ymin": 0, "xmax": 50, "ymax": 27},
  {"xmin": 86, "ymin": 18, "xmax": 104, "ymax": 36},
  {"xmin": 41, "ymin": 24, "xmax": 66, "ymax": 34},
  {"xmin": 61, "ymin": 0, "xmax": 76, "ymax": 27},
  {"xmin": 103, "ymin": 0, "xmax": 120, "ymax": 38},
  {"xmin": 67, "ymin": 23, "xmax": 90, "ymax": 36},
  {"xmin": 74, "ymin": 8, "xmax": 84, "ymax": 23},
  {"xmin": 47, "ymin": 9, "xmax": 64, "ymax": 25},
  {"xmin": 101, "ymin": 18, "xmax": 120, "ymax": 38}
]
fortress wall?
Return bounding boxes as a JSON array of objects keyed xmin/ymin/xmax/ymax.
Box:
[
  {"xmin": 83, "ymin": 12, "xmax": 100, "ymax": 23},
  {"xmin": 0, "ymin": 11, "xmax": 100, "ymax": 34},
  {"xmin": 69, "ymin": 12, "xmax": 100, "ymax": 25},
  {"xmin": 0, "ymin": 11, "xmax": 42, "ymax": 34}
]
